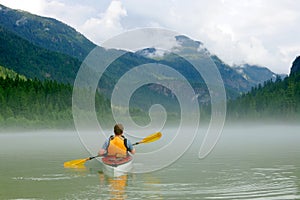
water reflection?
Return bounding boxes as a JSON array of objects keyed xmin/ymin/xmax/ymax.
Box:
[
  {"xmin": 64, "ymin": 164, "xmax": 88, "ymax": 175},
  {"xmin": 99, "ymin": 173, "xmax": 128, "ymax": 200}
]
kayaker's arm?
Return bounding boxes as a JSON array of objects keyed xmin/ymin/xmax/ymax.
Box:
[
  {"xmin": 126, "ymin": 139, "xmax": 135, "ymax": 155},
  {"xmin": 98, "ymin": 148, "xmax": 106, "ymax": 156},
  {"xmin": 130, "ymin": 148, "xmax": 136, "ymax": 155},
  {"xmin": 98, "ymin": 138, "xmax": 110, "ymax": 156}
]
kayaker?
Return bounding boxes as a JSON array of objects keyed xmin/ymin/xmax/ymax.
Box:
[{"xmin": 98, "ymin": 124, "xmax": 136, "ymax": 157}]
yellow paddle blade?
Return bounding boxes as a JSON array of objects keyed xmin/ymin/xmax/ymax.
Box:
[
  {"xmin": 140, "ymin": 132, "xmax": 162, "ymax": 144},
  {"xmin": 63, "ymin": 158, "xmax": 88, "ymax": 168}
]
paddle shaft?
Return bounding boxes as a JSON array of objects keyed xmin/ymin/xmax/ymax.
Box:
[{"xmin": 89, "ymin": 155, "xmax": 101, "ymax": 160}]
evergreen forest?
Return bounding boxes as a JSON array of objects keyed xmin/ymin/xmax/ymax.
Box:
[
  {"xmin": 0, "ymin": 75, "xmax": 111, "ymax": 129},
  {"xmin": 227, "ymin": 72, "xmax": 300, "ymax": 121}
]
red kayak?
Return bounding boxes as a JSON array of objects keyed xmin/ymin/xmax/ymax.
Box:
[{"xmin": 101, "ymin": 155, "xmax": 133, "ymax": 177}]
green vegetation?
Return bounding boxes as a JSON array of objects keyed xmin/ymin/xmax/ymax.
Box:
[
  {"xmin": 0, "ymin": 76, "xmax": 113, "ymax": 129},
  {"xmin": 1, "ymin": 68, "xmax": 298, "ymax": 130},
  {"xmin": 0, "ymin": 76, "xmax": 72, "ymax": 129},
  {"xmin": 0, "ymin": 65, "xmax": 26, "ymax": 80},
  {"xmin": 227, "ymin": 73, "xmax": 300, "ymax": 121},
  {"xmin": 0, "ymin": 26, "xmax": 80, "ymax": 83},
  {"xmin": 0, "ymin": 73, "xmax": 153, "ymax": 130},
  {"xmin": 0, "ymin": 4, "xmax": 96, "ymax": 61}
]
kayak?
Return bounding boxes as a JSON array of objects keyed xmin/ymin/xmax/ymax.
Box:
[{"xmin": 101, "ymin": 155, "xmax": 133, "ymax": 177}]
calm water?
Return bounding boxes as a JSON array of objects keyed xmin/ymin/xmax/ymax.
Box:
[{"xmin": 0, "ymin": 124, "xmax": 300, "ymax": 200}]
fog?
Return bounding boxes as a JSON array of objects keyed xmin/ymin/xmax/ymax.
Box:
[{"xmin": 1, "ymin": 123, "xmax": 299, "ymax": 199}]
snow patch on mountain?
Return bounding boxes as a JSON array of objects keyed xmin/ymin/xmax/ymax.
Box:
[
  {"xmin": 236, "ymin": 68, "xmax": 250, "ymax": 80},
  {"xmin": 135, "ymin": 47, "xmax": 167, "ymax": 58}
]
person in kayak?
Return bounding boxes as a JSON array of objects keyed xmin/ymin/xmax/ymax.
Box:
[{"xmin": 98, "ymin": 124, "xmax": 136, "ymax": 157}]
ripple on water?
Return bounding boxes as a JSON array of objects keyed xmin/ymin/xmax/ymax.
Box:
[
  {"xmin": 204, "ymin": 165, "xmax": 299, "ymax": 200},
  {"xmin": 12, "ymin": 174, "xmax": 76, "ymax": 181}
]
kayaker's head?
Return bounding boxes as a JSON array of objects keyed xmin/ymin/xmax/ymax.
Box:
[{"xmin": 114, "ymin": 124, "xmax": 124, "ymax": 135}]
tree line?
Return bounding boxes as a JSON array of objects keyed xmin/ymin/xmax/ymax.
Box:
[
  {"xmin": 0, "ymin": 76, "xmax": 111, "ymax": 129},
  {"xmin": 0, "ymin": 75, "xmax": 150, "ymax": 130},
  {"xmin": 1, "ymin": 71, "xmax": 299, "ymax": 130},
  {"xmin": 227, "ymin": 73, "xmax": 300, "ymax": 121}
]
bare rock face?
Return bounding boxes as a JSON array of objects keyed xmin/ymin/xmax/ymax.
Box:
[{"xmin": 290, "ymin": 56, "xmax": 300, "ymax": 75}]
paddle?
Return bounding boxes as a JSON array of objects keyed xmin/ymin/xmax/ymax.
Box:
[
  {"xmin": 63, "ymin": 132, "xmax": 162, "ymax": 168},
  {"xmin": 132, "ymin": 132, "xmax": 162, "ymax": 145}
]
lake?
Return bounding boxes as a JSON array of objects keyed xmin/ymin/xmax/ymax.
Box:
[{"xmin": 0, "ymin": 124, "xmax": 300, "ymax": 199}]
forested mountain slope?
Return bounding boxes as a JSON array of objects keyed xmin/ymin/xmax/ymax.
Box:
[{"xmin": 228, "ymin": 56, "xmax": 300, "ymax": 121}]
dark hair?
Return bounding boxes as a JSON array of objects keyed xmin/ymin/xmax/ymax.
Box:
[{"xmin": 114, "ymin": 124, "xmax": 124, "ymax": 135}]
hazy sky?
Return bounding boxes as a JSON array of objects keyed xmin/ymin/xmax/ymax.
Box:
[{"xmin": 0, "ymin": 0, "xmax": 299, "ymax": 74}]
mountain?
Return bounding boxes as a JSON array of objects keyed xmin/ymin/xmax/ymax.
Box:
[
  {"xmin": 232, "ymin": 64, "xmax": 278, "ymax": 85},
  {"xmin": 290, "ymin": 56, "xmax": 300, "ymax": 75},
  {"xmin": 0, "ymin": 25, "xmax": 80, "ymax": 83},
  {"xmin": 228, "ymin": 60, "xmax": 300, "ymax": 121},
  {"xmin": 0, "ymin": 4, "xmax": 96, "ymax": 61},
  {"xmin": 0, "ymin": 4, "xmax": 283, "ymax": 112},
  {"xmin": 136, "ymin": 35, "xmax": 280, "ymax": 94}
]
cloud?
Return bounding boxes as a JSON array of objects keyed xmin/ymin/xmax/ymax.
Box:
[
  {"xmin": 0, "ymin": 0, "xmax": 98, "ymax": 31},
  {"xmin": 279, "ymin": 45, "xmax": 300, "ymax": 68},
  {"xmin": 42, "ymin": 1, "xmax": 96, "ymax": 26},
  {"xmin": 0, "ymin": 0, "xmax": 45, "ymax": 14},
  {"xmin": 149, "ymin": 0, "xmax": 300, "ymax": 73},
  {"xmin": 81, "ymin": 1, "xmax": 127, "ymax": 43}
]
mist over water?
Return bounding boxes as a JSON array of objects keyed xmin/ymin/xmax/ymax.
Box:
[{"xmin": 0, "ymin": 124, "xmax": 299, "ymax": 199}]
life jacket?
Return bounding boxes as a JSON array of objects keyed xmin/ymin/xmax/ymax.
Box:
[{"xmin": 107, "ymin": 135, "xmax": 129, "ymax": 156}]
